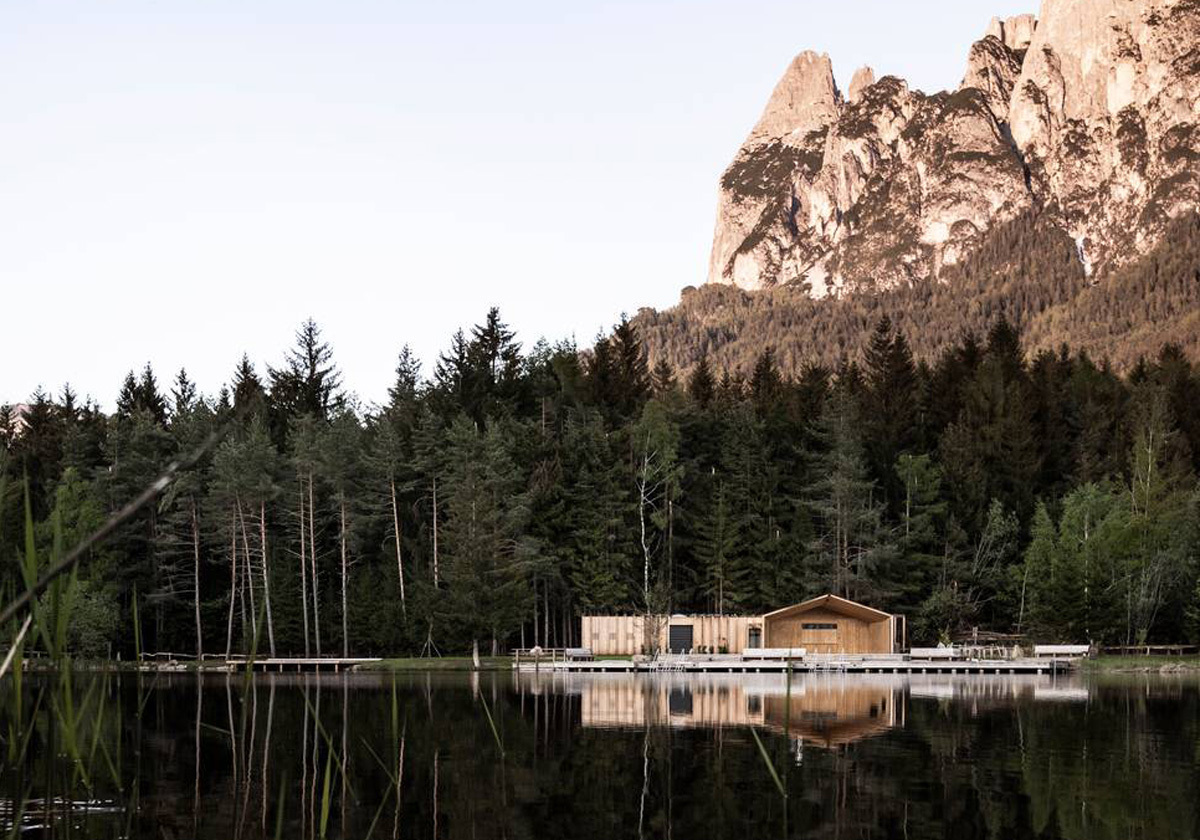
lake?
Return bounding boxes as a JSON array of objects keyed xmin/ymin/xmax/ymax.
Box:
[{"xmin": 5, "ymin": 669, "xmax": 1198, "ymax": 838}]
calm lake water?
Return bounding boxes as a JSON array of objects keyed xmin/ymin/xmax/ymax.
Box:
[{"xmin": 7, "ymin": 669, "xmax": 1199, "ymax": 839}]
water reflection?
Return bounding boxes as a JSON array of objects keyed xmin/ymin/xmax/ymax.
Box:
[
  {"xmin": 4, "ymin": 669, "xmax": 1198, "ymax": 839},
  {"xmin": 562, "ymin": 673, "xmax": 904, "ymax": 747}
]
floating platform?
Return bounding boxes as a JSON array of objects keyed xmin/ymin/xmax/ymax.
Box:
[{"xmin": 514, "ymin": 657, "xmax": 1075, "ymax": 675}]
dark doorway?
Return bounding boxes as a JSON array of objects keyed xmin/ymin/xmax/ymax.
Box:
[{"xmin": 668, "ymin": 625, "xmax": 693, "ymax": 653}]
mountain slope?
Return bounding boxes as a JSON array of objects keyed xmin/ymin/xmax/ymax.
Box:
[
  {"xmin": 708, "ymin": 0, "xmax": 1199, "ymax": 293},
  {"xmin": 637, "ymin": 211, "xmax": 1200, "ymax": 375},
  {"xmin": 640, "ymin": 0, "xmax": 1200, "ymax": 374}
]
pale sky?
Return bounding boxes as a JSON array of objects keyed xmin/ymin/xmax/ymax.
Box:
[{"xmin": 1, "ymin": 0, "xmax": 1034, "ymax": 409}]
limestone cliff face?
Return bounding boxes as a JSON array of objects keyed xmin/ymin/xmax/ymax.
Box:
[
  {"xmin": 708, "ymin": 0, "xmax": 1200, "ymax": 293},
  {"xmin": 1008, "ymin": 0, "xmax": 1200, "ymax": 272}
]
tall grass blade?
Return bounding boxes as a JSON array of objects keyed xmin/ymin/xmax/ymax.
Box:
[
  {"xmin": 750, "ymin": 727, "xmax": 787, "ymax": 800},
  {"xmin": 480, "ymin": 693, "xmax": 504, "ymax": 757},
  {"xmin": 318, "ymin": 749, "xmax": 333, "ymax": 839}
]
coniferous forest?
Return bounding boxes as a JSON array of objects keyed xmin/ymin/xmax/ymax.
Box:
[{"xmin": 3, "ymin": 311, "xmax": 1199, "ymax": 659}]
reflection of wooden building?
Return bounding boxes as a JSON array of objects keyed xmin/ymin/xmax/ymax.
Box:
[
  {"xmin": 762, "ymin": 681, "xmax": 899, "ymax": 747},
  {"xmin": 573, "ymin": 673, "xmax": 901, "ymax": 747},
  {"xmin": 581, "ymin": 594, "xmax": 903, "ymax": 656},
  {"xmin": 764, "ymin": 595, "xmax": 904, "ymax": 655}
]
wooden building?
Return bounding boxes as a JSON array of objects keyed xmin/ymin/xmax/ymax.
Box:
[
  {"xmin": 581, "ymin": 614, "xmax": 761, "ymax": 656},
  {"xmin": 763, "ymin": 594, "xmax": 905, "ymax": 655},
  {"xmin": 582, "ymin": 594, "xmax": 904, "ymax": 656}
]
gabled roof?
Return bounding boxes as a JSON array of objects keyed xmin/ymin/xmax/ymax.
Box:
[{"xmin": 762, "ymin": 594, "xmax": 891, "ymax": 623}]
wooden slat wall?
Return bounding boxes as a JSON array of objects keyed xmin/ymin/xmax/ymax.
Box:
[
  {"xmin": 581, "ymin": 615, "xmax": 762, "ymax": 655},
  {"xmin": 764, "ymin": 607, "xmax": 893, "ymax": 654}
]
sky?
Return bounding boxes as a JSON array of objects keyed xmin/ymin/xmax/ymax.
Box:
[{"xmin": 1, "ymin": 0, "xmax": 1035, "ymax": 409}]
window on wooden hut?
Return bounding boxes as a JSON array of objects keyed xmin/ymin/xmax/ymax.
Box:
[{"xmin": 801, "ymin": 622, "xmax": 837, "ymax": 630}]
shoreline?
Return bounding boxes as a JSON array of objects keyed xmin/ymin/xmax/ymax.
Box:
[
  {"xmin": 1082, "ymin": 655, "xmax": 1200, "ymax": 673},
  {"xmin": 20, "ymin": 653, "xmax": 1200, "ymax": 675}
]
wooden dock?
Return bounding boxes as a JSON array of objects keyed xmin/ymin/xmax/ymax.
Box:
[
  {"xmin": 514, "ymin": 656, "xmax": 1075, "ymax": 675},
  {"xmin": 216, "ymin": 657, "xmax": 381, "ymax": 673}
]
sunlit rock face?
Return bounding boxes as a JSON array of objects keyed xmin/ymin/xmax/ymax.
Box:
[
  {"xmin": 707, "ymin": 0, "xmax": 1200, "ymax": 294},
  {"xmin": 1008, "ymin": 0, "xmax": 1200, "ymax": 273}
]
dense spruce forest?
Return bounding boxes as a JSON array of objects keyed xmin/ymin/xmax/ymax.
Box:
[
  {"xmin": 637, "ymin": 211, "xmax": 1200, "ymax": 377},
  {"xmin": 2, "ymin": 311, "xmax": 1199, "ymax": 658}
]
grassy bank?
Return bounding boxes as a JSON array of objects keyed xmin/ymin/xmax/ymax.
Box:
[{"xmin": 1082, "ymin": 655, "xmax": 1200, "ymax": 672}]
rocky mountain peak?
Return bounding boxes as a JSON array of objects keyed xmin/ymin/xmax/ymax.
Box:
[
  {"xmin": 985, "ymin": 14, "xmax": 1038, "ymax": 51},
  {"xmin": 746, "ymin": 51, "xmax": 841, "ymax": 145},
  {"xmin": 847, "ymin": 66, "xmax": 876, "ymax": 103},
  {"xmin": 706, "ymin": 0, "xmax": 1200, "ymax": 293}
]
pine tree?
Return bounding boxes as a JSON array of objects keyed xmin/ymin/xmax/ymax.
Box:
[
  {"xmin": 318, "ymin": 409, "xmax": 363, "ymax": 657},
  {"xmin": 651, "ymin": 358, "xmax": 676, "ymax": 396},
  {"xmin": 694, "ymin": 479, "xmax": 742, "ymax": 615},
  {"xmin": 563, "ymin": 413, "xmax": 633, "ymax": 613},
  {"xmin": 439, "ymin": 418, "xmax": 534, "ymax": 654},
  {"xmin": 687, "ymin": 353, "xmax": 716, "ymax": 408},
  {"xmin": 268, "ymin": 318, "xmax": 344, "ymax": 425},
  {"xmin": 862, "ymin": 317, "xmax": 919, "ymax": 511},
  {"xmin": 804, "ymin": 387, "xmax": 893, "ymax": 601},
  {"xmin": 232, "ymin": 354, "xmax": 268, "ymax": 421},
  {"xmin": 1022, "ymin": 502, "xmax": 1059, "ymax": 638},
  {"xmin": 891, "ymin": 453, "xmax": 946, "ymax": 613}
]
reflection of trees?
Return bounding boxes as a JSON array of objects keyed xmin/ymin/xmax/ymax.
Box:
[{"xmin": 3, "ymin": 672, "xmax": 1198, "ymax": 838}]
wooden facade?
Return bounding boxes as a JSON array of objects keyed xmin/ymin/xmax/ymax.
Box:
[
  {"xmin": 581, "ymin": 614, "xmax": 762, "ymax": 656},
  {"xmin": 582, "ymin": 595, "xmax": 902, "ymax": 656},
  {"xmin": 763, "ymin": 594, "xmax": 903, "ymax": 654}
]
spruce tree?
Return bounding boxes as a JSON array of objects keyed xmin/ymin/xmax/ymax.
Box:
[
  {"xmin": 804, "ymin": 386, "xmax": 893, "ymax": 601},
  {"xmin": 687, "ymin": 353, "xmax": 716, "ymax": 408},
  {"xmin": 439, "ymin": 418, "xmax": 533, "ymax": 654}
]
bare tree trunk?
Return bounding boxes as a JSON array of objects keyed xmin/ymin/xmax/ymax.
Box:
[
  {"xmin": 191, "ymin": 500, "xmax": 203, "ymax": 659},
  {"xmin": 236, "ymin": 495, "xmax": 259, "ymax": 644},
  {"xmin": 299, "ymin": 486, "xmax": 310, "ymax": 657},
  {"xmin": 667, "ymin": 496, "xmax": 674, "ymax": 611},
  {"xmin": 340, "ymin": 496, "xmax": 349, "ymax": 659},
  {"xmin": 259, "ymin": 501, "xmax": 276, "ymax": 657},
  {"xmin": 638, "ymin": 454, "xmax": 651, "ymax": 611},
  {"xmin": 225, "ymin": 527, "xmax": 237, "ymax": 658},
  {"xmin": 432, "ymin": 477, "xmax": 439, "ymax": 587},
  {"xmin": 309, "ymin": 472, "xmax": 322, "ymax": 657},
  {"xmin": 391, "ymin": 477, "xmax": 406, "ymax": 619}
]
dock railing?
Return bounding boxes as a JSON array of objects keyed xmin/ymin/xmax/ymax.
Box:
[{"xmin": 512, "ymin": 647, "xmax": 594, "ymax": 670}]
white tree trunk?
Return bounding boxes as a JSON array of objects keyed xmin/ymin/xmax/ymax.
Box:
[
  {"xmin": 432, "ymin": 477, "xmax": 440, "ymax": 587},
  {"xmin": 225, "ymin": 526, "xmax": 237, "ymax": 658},
  {"xmin": 340, "ymin": 496, "xmax": 349, "ymax": 659},
  {"xmin": 309, "ymin": 473, "xmax": 322, "ymax": 657},
  {"xmin": 259, "ymin": 501, "xmax": 276, "ymax": 657},
  {"xmin": 299, "ymin": 487, "xmax": 310, "ymax": 657},
  {"xmin": 391, "ymin": 477, "xmax": 407, "ymax": 619},
  {"xmin": 235, "ymin": 495, "xmax": 259, "ymax": 645},
  {"xmin": 191, "ymin": 500, "xmax": 203, "ymax": 659}
]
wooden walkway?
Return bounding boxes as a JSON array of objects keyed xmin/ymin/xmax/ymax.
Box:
[
  {"xmin": 515, "ymin": 657, "xmax": 1074, "ymax": 675},
  {"xmin": 219, "ymin": 657, "xmax": 381, "ymax": 673}
]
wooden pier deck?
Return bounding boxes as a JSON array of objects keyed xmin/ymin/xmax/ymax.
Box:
[
  {"xmin": 515, "ymin": 657, "xmax": 1075, "ymax": 675},
  {"xmin": 218, "ymin": 657, "xmax": 382, "ymax": 673}
]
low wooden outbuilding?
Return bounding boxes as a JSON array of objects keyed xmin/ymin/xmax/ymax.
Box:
[
  {"xmin": 763, "ymin": 594, "xmax": 904, "ymax": 655},
  {"xmin": 581, "ymin": 614, "xmax": 762, "ymax": 655},
  {"xmin": 582, "ymin": 594, "xmax": 904, "ymax": 656}
]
